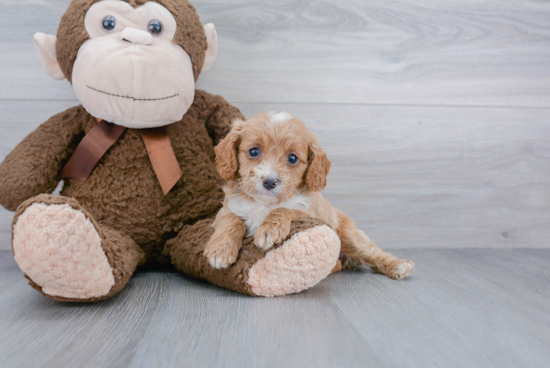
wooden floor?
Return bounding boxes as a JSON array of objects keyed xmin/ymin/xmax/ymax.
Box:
[{"xmin": 0, "ymin": 249, "xmax": 549, "ymax": 368}]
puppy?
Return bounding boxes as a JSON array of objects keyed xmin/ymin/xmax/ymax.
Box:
[{"xmin": 204, "ymin": 111, "xmax": 415, "ymax": 280}]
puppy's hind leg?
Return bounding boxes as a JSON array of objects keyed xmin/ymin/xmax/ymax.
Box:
[{"xmin": 336, "ymin": 211, "xmax": 415, "ymax": 280}]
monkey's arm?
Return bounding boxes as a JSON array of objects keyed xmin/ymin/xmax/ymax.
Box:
[
  {"xmin": 0, "ymin": 106, "xmax": 86, "ymax": 211},
  {"xmin": 197, "ymin": 90, "xmax": 245, "ymax": 145}
]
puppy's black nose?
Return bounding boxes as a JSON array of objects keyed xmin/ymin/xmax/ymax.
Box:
[{"xmin": 262, "ymin": 177, "xmax": 279, "ymax": 190}]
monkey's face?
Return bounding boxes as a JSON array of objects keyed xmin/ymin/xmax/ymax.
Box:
[
  {"xmin": 34, "ymin": 0, "xmax": 218, "ymax": 129},
  {"xmin": 72, "ymin": 0, "xmax": 195, "ymax": 128}
]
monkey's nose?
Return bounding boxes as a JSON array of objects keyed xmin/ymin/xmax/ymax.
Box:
[
  {"xmin": 121, "ymin": 27, "xmax": 153, "ymax": 46},
  {"xmin": 262, "ymin": 177, "xmax": 280, "ymax": 190}
]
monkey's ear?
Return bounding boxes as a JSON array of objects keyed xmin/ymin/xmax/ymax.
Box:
[
  {"xmin": 202, "ymin": 24, "xmax": 218, "ymax": 72},
  {"xmin": 33, "ymin": 33, "xmax": 65, "ymax": 80}
]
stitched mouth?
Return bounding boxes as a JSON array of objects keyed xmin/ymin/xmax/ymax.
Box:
[{"xmin": 87, "ymin": 86, "xmax": 179, "ymax": 101}]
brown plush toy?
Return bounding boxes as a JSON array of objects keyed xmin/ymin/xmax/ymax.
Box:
[{"xmin": 0, "ymin": 0, "xmax": 341, "ymax": 302}]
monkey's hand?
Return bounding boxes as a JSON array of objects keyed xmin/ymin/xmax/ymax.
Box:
[{"xmin": 0, "ymin": 108, "xmax": 83, "ymax": 211}]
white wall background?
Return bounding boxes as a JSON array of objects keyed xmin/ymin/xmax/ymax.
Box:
[{"xmin": 0, "ymin": 0, "xmax": 549, "ymax": 250}]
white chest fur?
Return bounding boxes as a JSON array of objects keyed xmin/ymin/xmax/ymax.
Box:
[{"xmin": 227, "ymin": 194, "xmax": 312, "ymax": 237}]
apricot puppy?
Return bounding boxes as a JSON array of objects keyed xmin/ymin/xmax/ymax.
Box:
[{"xmin": 204, "ymin": 111, "xmax": 415, "ymax": 280}]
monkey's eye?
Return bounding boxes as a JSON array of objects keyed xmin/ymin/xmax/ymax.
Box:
[
  {"xmin": 102, "ymin": 16, "xmax": 117, "ymax": 32},
  {"xmin": 148, "ymin": 20, "xmax": 163, "ymax": 36},
  {"xmin": 248, "ymin": 148, "xmax": 260, "ymax": 158},
  {"xmin": 288, "ymin": 154, "xmax": 299, "ymax": 165}
]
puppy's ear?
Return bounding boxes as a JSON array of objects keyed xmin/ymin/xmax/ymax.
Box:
[
  {"xmin": 215, "ymin": 118, "xmax": 245, "ymax": 181},
  {"xmin": 305, "ymin": 141, "xmax": 331, "ymax": 192}
]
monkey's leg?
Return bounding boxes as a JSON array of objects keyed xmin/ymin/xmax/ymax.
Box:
[
  {"xmin": 166, "ymin": 217, "xmax": 341, "ymax": 297},
  {"xmin": 12, "ymin": 194, "xmax": 145, "ymax": 303}
]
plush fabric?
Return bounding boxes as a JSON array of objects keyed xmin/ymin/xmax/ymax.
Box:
[
  {"xmin": 56, "ymin": 0, "xmax": 207, "ymax": 82},
  {"xmin": 72, "ymin": 32, "xmax": 197, "ymax": 128},
  {"xmin": 247, "ymin": 225, "xmax": 341, "ymax": 297},
  {"xmin": 167, "ymin": 217, "xmax": 335, "ymax": 296},
  {"xmin": 13, "ymin": 202, "xmax": 115, "ymax": 299},
  {"xmin": 202, "ymin": 23, "xmax": 217, "ymax": 72},
  {"xmin": 1, "ymin": 90, "xmax": 239, "ymax": 255},
  {"xmin": 13, "ymin": 194, "xmax": 145, "ymax": 303},
  {"xmin": 33, "ymin": 33, "xmax": 65, "ymax": 80},
  {"xmin": 71, "ymin": 0, "xmax": 200, "ymax": 128}
]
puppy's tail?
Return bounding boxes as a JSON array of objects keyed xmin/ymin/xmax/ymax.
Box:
[{"xmin": 339, "ymin": 252, "xmax": 362, "ymax": 270}]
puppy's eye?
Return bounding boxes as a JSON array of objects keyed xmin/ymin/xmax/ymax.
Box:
[
  {"xmin": 288, "ymin": 154, "xmax": 299, "ymax": 165},
  {"xmin": 248, "ymin": 148, "xmax": 260, "ymax": 158},
  {"xmin": 102, "ymin": 16, "xmax": 117, "ymax": 32}
]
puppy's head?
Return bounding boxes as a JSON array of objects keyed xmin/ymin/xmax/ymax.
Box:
[{"xmin": 215, "ymin": 111, "xmax": 331, "ymax": 203}]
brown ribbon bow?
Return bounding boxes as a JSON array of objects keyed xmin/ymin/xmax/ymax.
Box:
[{"xmin": 60, "ymin": 118, "xmax": 182, "ymax": 195}]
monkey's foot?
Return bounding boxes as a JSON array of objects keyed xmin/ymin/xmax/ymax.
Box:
[
  {"xmin": 247, "ymin": 225, "xmax": 341, "ymax": 297},
  {"xmin": 13, "ymin": 201, "xmax": 115, "ymax": 301}
]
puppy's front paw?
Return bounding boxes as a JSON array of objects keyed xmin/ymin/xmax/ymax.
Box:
[
  {"xmin": 203, "ymin": 237, "xmax": 240, "ymax": 269},
  {"xmin": 254, "ymin": 222, "xmax": 291, "ymax": 251}
]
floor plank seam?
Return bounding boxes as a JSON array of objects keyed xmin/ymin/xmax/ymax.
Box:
[
  {"xmin": 1, "ymin": 98, "xmax": 550, "ymax": 111},
  {"xmin": 2, "ymin": 248, "xmax": 549, "ymax": 254}
]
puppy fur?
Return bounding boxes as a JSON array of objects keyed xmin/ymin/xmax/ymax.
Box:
[{"xmin": 204, "ymin": 111, "xmax": 415, "ymax": 280}]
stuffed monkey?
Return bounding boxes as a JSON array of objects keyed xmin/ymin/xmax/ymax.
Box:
[{"xmin": 0, "ymin": 0, "xmax": 341, "ymax": 302}]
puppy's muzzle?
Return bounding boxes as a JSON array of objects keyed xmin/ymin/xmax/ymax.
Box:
[{"xmin": 262, "ymin": 177, "xmax": 280, "ymax": 190}]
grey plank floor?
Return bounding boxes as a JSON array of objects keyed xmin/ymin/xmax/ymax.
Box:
[{"xmin": 0, "ymin": 249, "xmax": 548, "ymax": 368}]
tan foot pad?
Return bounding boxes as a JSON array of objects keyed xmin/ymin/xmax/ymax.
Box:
[
  {"xmin": 247, "ymin": 225, "xmax": 341, "ymax": 297},
  {"xmin": 13, "ymin": 203, "xmax": 114, "ymax": 299}
]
